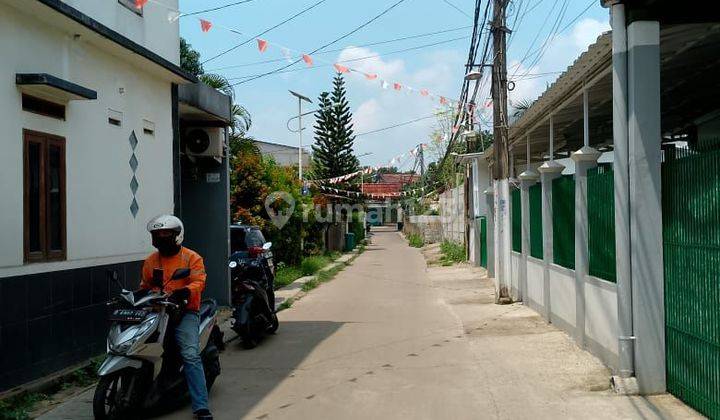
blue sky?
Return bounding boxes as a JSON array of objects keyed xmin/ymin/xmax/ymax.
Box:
[{"xmin": 178, "ymin": 0, "xmax": 609, "ymax": 167}]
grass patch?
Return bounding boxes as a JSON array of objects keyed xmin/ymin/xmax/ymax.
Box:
[
  {"xmin": 0, "ymin": 358, "xmax": 103, "ymax": 420},
  {"xmin": 407, "ymin": 233, "xmax": 424, "ymax": 248},
  {"xmin": 440, "ymin": 240, "xmax": 466, "ymax": 264},
  {"xmin": 274, "ymin": 266, "xmax": 303, "ymax": 289},
  {"xmin": 301, "ymin": 277, "xmax": 320, "ymax": 292},
  {"xmin": 0, "ymin": 392, "xmax": 47, "ymax": 420},
  {"xmin": 300, "ymin": 256, "xmax": 331, "ymax": 276},
  {"xmin": 325, "ymin": 251, "xmax": 341, "ymax": 260},
  {"xmin": 277, "ymin": 298, "xmax": 294, "ymax": 311}
]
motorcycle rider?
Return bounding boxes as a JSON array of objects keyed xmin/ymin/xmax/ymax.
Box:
[{"xmin": 140, "ymin": 215, "xmax": 213, "ymax": 420}]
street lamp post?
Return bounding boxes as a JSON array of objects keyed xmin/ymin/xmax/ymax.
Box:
[{"xmin": 289, "ymin": 90, "xmax": 312, "ymax": 181}]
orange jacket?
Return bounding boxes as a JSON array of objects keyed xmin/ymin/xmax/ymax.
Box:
[{"xmin": 141, "ymin": 247, "xmax": 206, "ymax": 311}]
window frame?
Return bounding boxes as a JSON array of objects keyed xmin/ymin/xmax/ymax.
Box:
[{"xmin": 23, "ymin": 129, "xmax": 66, "ymax": 263}]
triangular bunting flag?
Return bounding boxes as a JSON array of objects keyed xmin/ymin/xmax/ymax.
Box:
[
  {"xmin": 334, "ymin": 63, "xmax": 350, "ymax": 74},
  {"xmin": 302, "ymin": 54, "xmax": 313, "ymax": 67},
  {"xmin": 281, "ymin": 48, "xmax": 293, "ymax": 63},
  {"xmin": 420, "ymin": 89, "xmax": 429, "ymax": 96},
  {"xmin": 393, "ymin": 83, "xmax": 402, "ymax": 91},
  {"xmin": 135, "ymin": 0, "xmax": 148, "ymax": 9},
  {"xmin": 440, "ymin": 96, "xmax": 448, "ymax": 105},
  {"xmin": 257, "ymin": 39, "xmax": 268, "ymax": 53},
  {"xmin": 365, "ymin": 73, "xmax": 378, "ymax": 80},
  {"xmin": 200, "ymin": 19, "xmax": 213, "ymax": 32},
  {"xmin": 381, "ymin": 80, "xmax": 389, "ymax": 90}
]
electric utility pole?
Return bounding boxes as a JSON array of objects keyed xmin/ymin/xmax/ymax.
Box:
[
  {"xmin": 418, "ymin": 143, "xmax": 425, "ymax": 183},
  {"xmin": 491, "ymin": 0, "xmax": 512, "ymax": 303}
]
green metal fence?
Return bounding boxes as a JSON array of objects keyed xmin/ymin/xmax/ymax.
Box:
[
  {"xmin": 529, "ymin": 184, "xmax": 543, "ymax": 259},
  {"xmin": 479, "ymin": 216, "xmax": 488, "ymax": 268},
  {"xmin": 512, "ymin": 187, "xmax": 521, "ymax": 252},
  {"xmin": 587, "ymin": 165, "xmax": 616, "ymax": 282},
  {"xmin": 552, "ymin": 175, "xmax": 575, "ymax": 269},
  {"xmin": 663, "ymin": 146, "xmax": 720, "ymax": 419}
]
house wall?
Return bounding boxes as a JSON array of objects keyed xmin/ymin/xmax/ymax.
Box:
[
  {"xmin": 526, "ymin": 257, "xmax": 544, "ymax": 311},
  {"xmin": 439, "ymin": 185, "xmax": 465, "ymax": 243},
  {"xmin": 403, "ymin": 215, "xmax": 442, "ymax": 244},
  {"xmin": 549, "ymin": 265, "xmax": 576, "ymax": 331},
  {"xmin": 254, "ymin": 141, "xmax": 311, "ymax": 167},
  {"xmin": 60, "ymin": 0, "xmax": 180, "ymax": 64},
  {"xmin": 511, "ymin": 251, "xmax": 520, "ymax": 297},
  {"xmin": 0, "ymin": 5, "xmax": 175, "ymax": 274},
  {"xmin": 0, "ymin": 3, "xmax": 178, "ymax": 391}
]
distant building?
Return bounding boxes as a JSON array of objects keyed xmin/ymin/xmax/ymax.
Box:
[{"xmin": 253, "ymin": 139, "xmax": 311, "ymax": 167}]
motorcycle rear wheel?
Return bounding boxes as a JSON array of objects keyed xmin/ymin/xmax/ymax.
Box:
[
  {"xmin": 268, "ymin": 313, "xmax": 279, "ymax": 334},
  {"xmin": 92, "ymin": 371, "xmax": 138, "ymax": 420}
]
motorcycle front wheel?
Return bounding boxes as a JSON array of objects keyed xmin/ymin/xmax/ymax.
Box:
[{"xmin": 92, "ymin": 371, "xmax": 139, "ymax": 420}]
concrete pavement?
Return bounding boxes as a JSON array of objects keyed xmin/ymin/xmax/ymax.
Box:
[{"xmin": 40, "ymin": 226, "xmax": 699, "ymax": 419}]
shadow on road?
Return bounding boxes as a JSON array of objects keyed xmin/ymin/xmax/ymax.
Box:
[{"xmin": 153, "ymin": 320, "xmax": 344, "ymax": 419}]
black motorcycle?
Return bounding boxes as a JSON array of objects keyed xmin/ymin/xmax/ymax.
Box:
[{"xmin": 229, "ymin": 242, "xmax": 278, "ymax": 349}]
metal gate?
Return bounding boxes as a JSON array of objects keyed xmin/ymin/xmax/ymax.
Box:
[{"xmin": 663, "ymin": 147, "xmax": 720, "ymax": 419}]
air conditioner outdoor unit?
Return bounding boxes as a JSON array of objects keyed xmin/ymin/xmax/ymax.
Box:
[{"xmin": 183, "ymin": 127, "xmax": 224, "ymax": 158}]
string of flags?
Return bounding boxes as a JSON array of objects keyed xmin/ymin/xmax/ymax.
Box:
[
  {"xmin": 135, "ymin": 0, "xmax": 491, "ymax": 115},
  {"xmin": 317, "ymin": 185, "xmax": 431, "ymax": 200}
]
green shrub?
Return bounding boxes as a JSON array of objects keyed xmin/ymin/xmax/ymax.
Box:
[
  {"xmin": 440, "ymin": 240, "xmax": 466, "ymax": 263},
  {"xmin": 408, "ymin": 233, "xmax": 424, "ymax": 248},
  {"xmin": 274, "ymin": 266, "xmax": 303, "ymax": 289},
  {"xmin": 300, "ymin": 256, "xmax": 330, "ymax": 276},
  {"xmin": 326, "ymin": 251, "xmax": 341, "ymax": 260},
  {"xmin": 350, "ymin": 211, "xmax": 366, "ymax": 242}
]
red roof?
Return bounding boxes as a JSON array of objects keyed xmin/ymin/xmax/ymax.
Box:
[
  {"xmin": 362, "ymin": 183, "xmax": 403, "ymax": 194},
  {"xmin": 378, "ymin": 173, "xmax": 419, "ymax": 185}
]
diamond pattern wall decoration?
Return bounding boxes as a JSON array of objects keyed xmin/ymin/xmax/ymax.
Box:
[{"xmin": 129, "ymin": 130, "xmax": 139, "ymax": 218}]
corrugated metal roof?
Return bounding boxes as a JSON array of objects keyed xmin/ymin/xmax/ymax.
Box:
[{"xmin": 509, "ymin": 32, "xmax": 612, "ymax": 144}]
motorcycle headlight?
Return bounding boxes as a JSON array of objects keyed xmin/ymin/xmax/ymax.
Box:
[
  {"xmin": 108, "ymin": 315, "xmax": 157, "ymax": 354},
  {"xmin": 229, "ymin": 261, "xmax": 238, "ymax": 269}
]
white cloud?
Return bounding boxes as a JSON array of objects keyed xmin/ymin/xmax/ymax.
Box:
[{"xmin": 334, "ymin": 47, "xmax": 465, "ymax": 167}]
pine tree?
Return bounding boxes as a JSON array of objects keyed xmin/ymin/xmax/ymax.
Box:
[{"xmin": 312, "ymin": 74, "xmax": 359, "ymax": 180}]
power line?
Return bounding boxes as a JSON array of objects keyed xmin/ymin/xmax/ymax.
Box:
[
  {"xmin": 355, "ymin": 115, "xmax": 436, "ymax": 137},
  {"xmin": 207, "ymin": 25, "xmax": 473, "ymax": 71},
  {"xmin": 231, "ymin": 0, "xmax": 409, "ymax": 86},
  {"xmin": 181, "ymin": 0, "xmax": 256, "ymax": 17},
  {"xmin": 201, "ymin": 0, "xmax": 329, "ymax": 65},
  {"xmin": 441, "ymin": 0, "xmax": 473, "ymax": 19},
  {"xmin": 226, "ymin": 35, "xmax": 469, "ymax": 80}
]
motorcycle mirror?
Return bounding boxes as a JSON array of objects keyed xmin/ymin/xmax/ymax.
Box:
[
  {"xmin": 262, "ymin": 242, "xmax": 272, "ymax": 251},
  {"xmin": 107, "ymin": 269, "xmax": 124, "ymax": 291},
  {"xmin": 171, "ymin": 268, "xmax": 191, "ymax": 280},
  {"xmin": 152, "ymin": 268, "xmax": 164, "ymax": 291}
]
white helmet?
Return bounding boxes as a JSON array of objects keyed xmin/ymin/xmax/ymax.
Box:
[{"xmin": 147, "ymin": 214, "xmax": 184, "ymax": 245}]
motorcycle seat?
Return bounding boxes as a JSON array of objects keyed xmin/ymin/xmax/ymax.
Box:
[{"xmin": 199, "ymin": 299, "xmax": 217, "ymax": 321}]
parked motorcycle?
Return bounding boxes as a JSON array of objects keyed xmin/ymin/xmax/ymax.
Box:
[
  {"xmin": 229, "ymin": 242, "xmax": 278, "ymax": 349},
  {"xmin": 93, "ymin": 268, "xmax": 224, "ymax": 420}
]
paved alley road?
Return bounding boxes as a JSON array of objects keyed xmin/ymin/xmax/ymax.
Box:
[
  {"xmin": 42, "ymin": 226, "xmax": 699, "ymax": 420},
  {"xmin": 160, "ymin": 226, "xmax": 495, "ymax": 419}
]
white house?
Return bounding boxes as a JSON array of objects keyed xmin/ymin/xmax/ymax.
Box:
[
  {"xmin": 253, "ymin": 139, "xmax": 311, "ymax": 168},
  {"xmin": 0, "ymin": 0, "xmax": 233, "ymax": 392}
]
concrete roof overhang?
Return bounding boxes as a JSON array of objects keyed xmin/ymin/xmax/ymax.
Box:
[
  {"xmin": 505, "ymin": 23, "xmax": 720, "ymax": 168},
  {"xmin": 179, "ymin": 82, "xmax": 233, "ymax": 125}
]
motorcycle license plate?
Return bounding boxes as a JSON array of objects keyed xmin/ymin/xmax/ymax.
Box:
[{"xmin": 109, "ymin": 309, "xmax": 147, "ymax": 323}]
